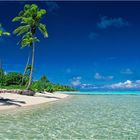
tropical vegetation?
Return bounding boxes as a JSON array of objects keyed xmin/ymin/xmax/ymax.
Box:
[
  {"xmin": 0, "ymin": 4, "xmax": 75, "ymax": 93},
  {"xmin": 0, "ymin": 71, "xmax": 75, "ymax": 92}
]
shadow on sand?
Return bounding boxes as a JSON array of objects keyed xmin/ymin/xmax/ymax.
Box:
[
  {"xmin": 0, "ymin": 98, "xmax": 26, "ymax": 107},
  {"xmin": 36, "ymin": 95, "xmax": 61, "ymax": 99}
]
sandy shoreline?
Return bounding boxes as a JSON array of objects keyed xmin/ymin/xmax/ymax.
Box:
[{"xmin": 0, "ymin": 92, "xmax": 69, "ymax": 111}]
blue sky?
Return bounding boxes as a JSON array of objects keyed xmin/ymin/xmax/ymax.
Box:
[{"xmin": 0, "ymin": 1, "xmax": 140, "ymax": 90}]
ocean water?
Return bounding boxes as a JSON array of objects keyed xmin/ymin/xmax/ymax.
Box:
[
  {"xmin": 63, "ymin": 91, "xmax": 140, "ymax": 95},
  {"xmin": 0, "ymin": 92, "xmax": 140, "ymax": 140}
]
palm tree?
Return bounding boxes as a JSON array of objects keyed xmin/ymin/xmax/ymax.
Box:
[
  {"xmin": 0, "ymin": 60, "xmax": 4, "ymax": 86},
  {"xmin": 0, "ymin": 23, "xmax": 10, "ymax": 86},
  {"xmin": 12, "ymin": 4, "xmax": 48, "ymax": 90},
  {"xmin": 21, "ymin": 52, "xmax": 30, "ymax": 85}
]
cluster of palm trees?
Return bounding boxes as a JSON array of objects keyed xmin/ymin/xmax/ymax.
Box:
[{"xmin": 0, "ymin": 4, "xmax": 48, "ymax": 90}]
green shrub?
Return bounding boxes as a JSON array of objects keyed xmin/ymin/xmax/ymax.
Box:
[
  {"xmin": 0, "ymin": 85, "xmax": 25, "ymax": 90},
  {"xmin": 30, "ymin": 81, "xmax": 55, "ymax": 93},
  {"xmin": 21, "ymin": 74, "xmax": 29, "ymax": 86},
  {"xmin": 0, "ymin": 68, "xmax": 5, "ymax": 86},
  {"xmin": 30, "ymin": 81, "xmax": 45, "ymax": 92},
  {"xmin": 30, "ymin": 75, "xmax": 52, "ymax": 92},
  {"xmin": 40, "ymin": 75, "xmax": 49, "ymax": 83},
  {"xmin": 45, "ymin": 83, "xmax": 55, "ymax": 93},
  {"xmin": 4, "ymin": 72, "xmax": 23, "ymax": 86}
]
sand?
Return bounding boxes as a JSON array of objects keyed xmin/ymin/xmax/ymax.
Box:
[{"xmin": 0, "ymin": 92, "xmax": 69, "ymax": 111}]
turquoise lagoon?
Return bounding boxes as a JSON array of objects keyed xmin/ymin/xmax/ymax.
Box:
[
  {"xmin": 0, "ymin": 91, "xmax": 140, "ymax": 139},
  {"xmin": 63, "ymin": 91, "xmax": 140, "ymax": 95}
]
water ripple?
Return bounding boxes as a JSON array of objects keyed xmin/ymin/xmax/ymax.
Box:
[{"xmin": 0, "ymin": 95, "xmax": 140, "ymax": 139}]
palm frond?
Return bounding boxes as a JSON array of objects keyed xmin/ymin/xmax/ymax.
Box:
[
  {"xmin": 21, "ymin": 17, "xmax": 33, "ymax": 25},
  {"xmin": 36, "ymin": 9, "xmax": 46, "ymax": 21},
  {"xmin": 24, "ymin": 4, "xmax": 31, "ymax": 11},
  {"xmin": 0, "ymin": 30, "xmax": 2, "ymax": 36},
  {"xmin": 13, "ymin": 25, "xmax": 30, "ymax": 36},
  {"xmin": 0, "ymin": 24, "xmax": 10, "ymax": 36},
  {"xmin": 38, "ymin": 23, "xmax": 48, "ymax": 38},
  {"xmin": 39, "ymin": 9, "xmax": 46, "ymax": 15},
  {"xmin": 18, "ymin": 10, "xmax": 24, "ymax": 16},
  {"xmin": 2, "ymin": 32, "xmax": 10, "ymax": 36},
  {"xmin": 20, "ymin": 32, "xmax": 39, "ymax": 48},
  {"xmin": 30, "ymin": 4, "xmax": 38, "ymax": 14},
  {"xmin": 12, "ymin": 3, "xmax": 47, "ymax": 49},
  {"xmin": 12, "ymin": 16, "xmax": 22, "ymax": 22}
]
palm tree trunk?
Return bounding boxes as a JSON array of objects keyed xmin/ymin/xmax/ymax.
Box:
[
  {"xmin": 21, "ymin": 54, "xmax": 30, "ymax": 85},
  {"xmin": 26, "ymin": 43, "xmax": 35, "ymax": 90},
  {"xmin": 0, "ymin": 59, "xmax": 2, "ymax": 86}
]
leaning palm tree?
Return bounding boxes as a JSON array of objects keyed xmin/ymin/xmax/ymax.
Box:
[
  {"xmin": 12, "ymin": 4, "xmax": 48, "ymax": 90},
  {"xmin": 21, "ymin": 52, "xmax": 30, "ymax": 85},
  {"xmin": 21, "ymin": 63, "xmax": 32, "ymax": 86},
  {"xmin": 19, "ymin": 32, "xmax": 36, "ymax": 86}
]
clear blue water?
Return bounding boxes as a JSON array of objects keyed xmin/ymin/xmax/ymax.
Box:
[
  {"xmin": 64, "ymin": 91, "xmax": 140, "ymax": 95},
  {"xmin": 0, "ymin": 91, "xmax": 140, "ymax": 139}
]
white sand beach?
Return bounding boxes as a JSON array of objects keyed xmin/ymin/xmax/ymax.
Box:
[{"xmin": 0, "ymin": 92, "xmax": 69, "ymax": 111}]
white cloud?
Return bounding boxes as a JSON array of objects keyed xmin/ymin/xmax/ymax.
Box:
[
  {"xmin": 70, "ymin": 76, "xmax": 82, "ymax": 86},
  {"xmin": 76, "ymin": 76, "xmax": 82, "ymax": 80},
  {"xmin": 136, "ymin": 80, "xmax": 140, "ymax": 84},
  {"xmin": 94, "ymin": 73, "xmax": 114, "ymax": 80},
  {"xmin": 104, "ymin": 80, "xmax": 140, "ymax": 89},
  {"xmin": 94, "ymin": 73, "xmax": 102, "ymax": 80},
  {"xmin": 69, "ymin": 78, "xmax": 140, "ymax": 90},
  {"xmin": 80, "ymin": 84, "xmax": 98, "ymax": 89},
  {"xmin": 109, "ymin": 80, "xmax": 132, "ymax": 89},
  {"xmin": 97, "ymin": 16, "xmax": 129, "ymax": 29},
  {"xmin": 107, "ymin": 76, "xmax": 114, "ymax": 80},
  {"xmin": 120, "ymin": 68, "xmax": 133, "ymax": 75}
]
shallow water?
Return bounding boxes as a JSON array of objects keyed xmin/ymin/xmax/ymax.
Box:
[{"xmin": 0, "ymin": 94, "xmax": 140, "ymax": 140}]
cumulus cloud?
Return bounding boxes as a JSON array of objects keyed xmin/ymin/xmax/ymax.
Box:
[
  {"xmin": 94, "ymin": 73, "xmax": 102, "ymax": 80},
  {"xmin": 70, "ymin": 76, "xmax": 82, "ymax": 86},
  {"xmin": 97, "ymin": 16, "xmax": 129, "ymax": 29},
  {"xmin": 94, "ymin": 73, "xmax": 114, "ymax": 80},
  {"xmin": 78, "ymin": 80, "xmax": 140, "ymax": 90},
  {"xmin": 104, "ymin": 80, "xmax": 140, "ymax": 89},
  {"xmin": 136, "ymin": 80, "xmax": 140, "ymax": 84},
  {"xmin": 108, "ymin": 80, "xmax": 132, "ymax": 89},
  {"xmin": 80, "ymin": 84, "xmax": 96, "ymax": 89},
  {"xmin": 88, "ymin": 32, "xmax": 98, "ymax": 40},
  {"xmin": 120, "ymin": 68, "xmax": 133, "ymax": 75}
]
